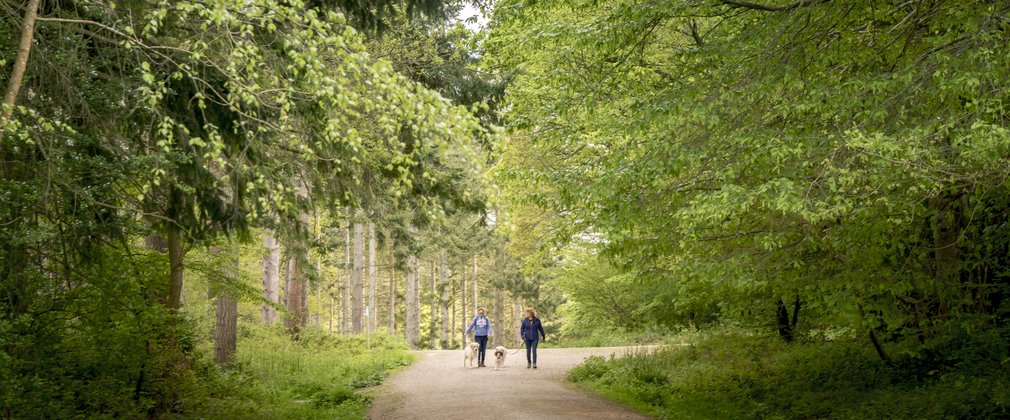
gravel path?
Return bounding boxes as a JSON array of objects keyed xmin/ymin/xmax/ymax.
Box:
[{"xmin": 366, "ymin": 346, "xmax": 650, "ymax": 420}]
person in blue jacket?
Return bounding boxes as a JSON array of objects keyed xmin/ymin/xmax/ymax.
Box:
[
  {"xmin": 464, "ymin": 308, "xmax": 493, "ymax": 367},
  {"xmin": 520, "ymin": 308, "xmax": 546, "ymax": 369}
]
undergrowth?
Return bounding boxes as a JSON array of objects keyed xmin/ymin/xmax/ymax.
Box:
[
  {"xmin": 186, "ymin": 325, "xmax": 413, "ymax": 419},
  {"xmin": 568, "ymin": 327, "xmax": 1010, "ymax": 419}
]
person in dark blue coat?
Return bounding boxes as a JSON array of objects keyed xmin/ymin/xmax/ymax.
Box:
[{"xmin": 520, "ymin": 308, "xmax": 546, "ymax": 369}]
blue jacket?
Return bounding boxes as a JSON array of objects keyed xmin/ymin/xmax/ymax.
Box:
[
  {"xmin": 520, "ymin": 318, "xmax": 545, "ymax": 342},
  {"xmin": 464, "ymin": 315, "xmax": 493, "ymax": 337}
]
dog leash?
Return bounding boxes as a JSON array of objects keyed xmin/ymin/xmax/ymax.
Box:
[{"xmin": 509, "ymin": 341, "xmax": 525, "ymax": 355}]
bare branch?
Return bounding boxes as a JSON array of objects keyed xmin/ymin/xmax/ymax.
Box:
[{"xmin": 688, "ymin": 19, "xmax": 705, "ymax": 46}]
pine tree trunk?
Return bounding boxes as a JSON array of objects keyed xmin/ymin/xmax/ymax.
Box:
[
  {"xmin": 314, "ymin": 260, "xmax": 321, "ymax": 325},
  {"xmin": 461, "ymin": 260, "xmax": 467, "ymax": 345},
  {"xmin": 439, "ymin": 250, "xmax": 449, "ymax": 348},
  {"xmin": 514, "ymin": 297, "xmax": 521, "ymax": 348},
  {"xmin": 284, "ymin": 254, "xmax": 304, "ymax": 331},
  {"xmin": 388, "ymin": 240, "xmax": 396, "ymax": 334},
  {"xmin": 406, "ymin": 253, "xmax": 420, "ymax": 348},
  {"xmin": 430, "ymin": 260, "xmax": 438, "ymax": 348},
  {"xmin": 145, "ymin": 235, "xmax": 168, "ymax": 252},
  {"xmin": 368, "ymin": 222, "xmax": 377, "ymax": 335},
  {"xmin": 214, "ymin": 251, "xmax": 238, "ymax": 364},
  {"xmin": 262, "ymin": 233, "xmax": 280, "ymax": 324},
  {"xmin": 494, "ymin": 288, "xmax": 503, "ymax": 346},
  {"xmin": 283, "ymin": 255, "xmax": 292, "ymax": 308},
  {"xmin": 472, "ymin": 255, "xmax": 478, "ymax": 314},
  {"xmin": 451, "ymin": 279, "xmax": 457, "ymax": 349},
  {"xmin": 352, "ymin": 220, "xmax": 364, "ymax": 333},
  {"xmin": 344, "ymin": 221, "xmax": 352, "ymax": 333},
  {"xmin": 284, "ymin": 211, "xmax": 310, "ymax": 332}
]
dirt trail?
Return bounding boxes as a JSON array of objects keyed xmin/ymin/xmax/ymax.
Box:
[{"xmin": 367, "ymin": 346, "xmax": 650, "ymax": 420}]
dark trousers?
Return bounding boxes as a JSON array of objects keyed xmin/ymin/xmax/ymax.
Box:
[
  {"xmin": 525, "ymin": 339, "xmax": 539, "ymax": 364},
  {"xmin": 475, "ymin": 335, "xmax": 488, "ymax": 364}
]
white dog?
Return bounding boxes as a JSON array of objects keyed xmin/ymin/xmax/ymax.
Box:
[
  {"xmin": 493, "ymin": 345, "xmax": 508, "ymax": 370},
  {"xmin": 463, "ymin": 342, "xmax": 480, "ymax": 368}
]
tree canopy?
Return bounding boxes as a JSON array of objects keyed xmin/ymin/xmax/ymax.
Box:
[{"xmin": 488, "ymin": 0, "xmax": 1010, "ymax": 354}]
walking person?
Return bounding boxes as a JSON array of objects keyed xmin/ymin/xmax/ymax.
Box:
[
  {"xmin": 520, "ymin": 308, "xmax": 545, "ymax": 369},
  {"xmin": 464, "ymin": 308, "xmax": 493, "ymax": 367}
]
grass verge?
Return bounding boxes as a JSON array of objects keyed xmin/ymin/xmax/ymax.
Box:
[
  {"xmin": 568, "ymin": 328, "xmax": 1010, "ymax": 419},
  {"xmin": 185, "ymin": 325, "xmax": 413, "ymax": 419}
]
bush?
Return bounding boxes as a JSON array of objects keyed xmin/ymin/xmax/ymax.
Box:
[
  {"xmin": 189, "ymin": 325, "xmax": 414, "ymax": 419},
  {"xmin": 0, "ymin": 248, "xmax": 413, "ymax": 420},
  {"xmin": 0, "ymin": 251, "xmax": 210, "ymax": 418},
  {"xmin": 568, "ymin": 327, "xmax": 1010, "ymax": 419}
]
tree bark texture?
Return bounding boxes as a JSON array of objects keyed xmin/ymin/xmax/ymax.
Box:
[{"xmin": 262, "ymin": 233, "xmax": 280, "ymax": 324}]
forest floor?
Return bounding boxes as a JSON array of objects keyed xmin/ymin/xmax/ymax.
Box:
[{"xmin": 366, "ymin": 346, "xmax": 650, "ymax": 419}]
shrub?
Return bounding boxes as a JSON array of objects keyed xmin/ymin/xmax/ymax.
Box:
[{"xmin": 569, "ymin": 327, "xmax": 1010, "ymax": 419}]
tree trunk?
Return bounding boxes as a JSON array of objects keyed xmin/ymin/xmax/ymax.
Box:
[
  {"xmin": 406, "ymin": 253, "xmax": 420, "ymax": 348},
  {"xmin": 352, "ymin": 219, "xmax": 364, "ymax": 333},
  {"xmin": 791, "ymin": 297, "xmax": 801, "ymax": 332},
  {"xmin": 388, "ymin": 239, "xmax": 396, "ymax": 333},
  {"xmin": 430, "ymin": 260, "xmax": 438, "ymax": 348},
  {"xmin": 145, "ymin": 235, "xmax": 168, "ymax": 252},
  {"xmin": 262, "ymin": 233, "xmax": 280, "ymax": 324},
  {"xmin": 214, "ymin": 250, "xmax": 238, "ymax": 364},
  {"xmin": 0, "ymin": 0, "xmax": 40, "ymax": 142},
  {"xmin": 336, "ymin": 278, "xmax": 344, "ymax": 334},
  {"xmin": 451, "ymin": 278, "xmax": 457, "ymax": 349},
  {"xmin": 461, "ymin": 260, "xmax": 467, "ymax": 344},
  {"xmin": 344, "ymin": 221, "xmax": 352, "ymax": 333},
  {"xmin": 775, "ymin": 298, "xmax": 793, "ymax": 342},
  {"xmin": 775, "ymin": 297, "xmax": 801, "ymax": 342},
  {"xmin": 284, "ymin": 253, "xmax": 304, "ymax": 331},
  {"xmin": 368, "ymin": 222, "xmax": 377, "ymax": 335},
  {"xmin": 439, "ymin": 250, "xmax": 449, "ymax": 348},
  {"xmin": 165, "ymin": 227, "xmax": 185, "ymax": 309},
  {"xmin": 314, "ymin": 260, "xmax": 321, "ymax": 325},
  {"xmin": 514, "ymin": 297, "xmax": 521, "ymax": 348},
  {"xmin": 284, "ymin": 211, "xmax": 310, "ymax": 332},
  {"xmin": 932, "ymin": 194, "xmax": 961, "ymax": 318},
  {"xmin": 283, "ymin": 256, "xmax": 292, "ymax": 308},
  {"xmin": 493, "ymin": 288, "xmax": 503, "ymax": 346},
  {"xmin": 472, "ymin": 255, "xmax": 478, "ymax": 314}
]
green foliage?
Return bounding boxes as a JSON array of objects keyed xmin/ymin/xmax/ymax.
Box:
[
  {"xmin": 544, "ymin": 326, "xmax": 673, "ymax": 348},
  {"xmin": 569, "ymin": 328, "xmax": 1010, "ymax": 419},
  {"xmin": 0, "ymin": 240, "xmax": 414, "ymax": 418},
  {"xmin": 1, "ymin": 0, "xmax": 481, "ymax": 417},
  {"xmin": 0, "ymin": 249, "xmax": 200, "ymax": 417},
  {"xmin": 190, "ymin": 326, "xmax": 413, "ymax": 419},
  {"xmin": 488, "ymin": 0, "xmax": 1010, "ymax": 369}
]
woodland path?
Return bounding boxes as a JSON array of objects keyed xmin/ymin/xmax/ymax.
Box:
[{"xmin": 367, "ymin": 346, "xmax": 650, "ymax": 419}]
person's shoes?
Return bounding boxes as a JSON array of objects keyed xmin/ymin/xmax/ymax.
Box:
[
  {"xmin": 533, "ymin": 364, "xmax": 537, "ymax": 369},
  {"xmin": 527, "ymin": 363, "xmax": 531, "ymax": 369}
]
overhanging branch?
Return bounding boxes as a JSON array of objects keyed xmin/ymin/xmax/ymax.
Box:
[{"xmin": 719, "ymin": 0, "xmax": 831, "ymax": 12}]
